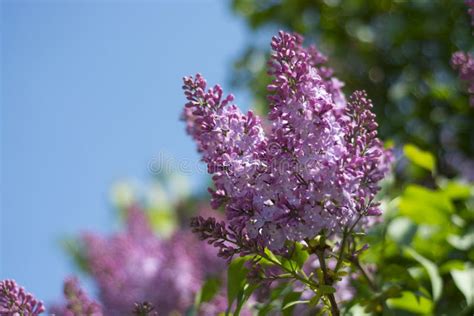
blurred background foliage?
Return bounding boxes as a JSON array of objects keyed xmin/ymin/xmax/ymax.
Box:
[
  {"xmin": 230, "ymin": 0, "xmax": 474, "ymax": 180},
  {"xmin": 354, "ymin": 150, "xmax": 474, "ymax": 315}
]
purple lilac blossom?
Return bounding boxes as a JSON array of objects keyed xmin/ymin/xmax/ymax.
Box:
[
  {"xmin": 0, "ymin": 279, "xmax": 45, "ymax": 315},
  {"xmin": 81, "ymin": 205, "xmax": 226, "ymax": 315},
  {"xmin": 50, "ymin": 277, "xmax": 103, "ymax": 316},
  {"xmin": 183, "ymin": 31, "xmax": 392, "ymax": 252}
]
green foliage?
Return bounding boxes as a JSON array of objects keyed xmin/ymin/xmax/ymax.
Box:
[
  {"xmin": 398, "ymin": 185, "xmax": 453, "ymax": 225},
  {"xmin": 227, "ymin": 256, "xmax": 251, "ymax": 309},
  {"xmin": 357, "ymin": 173, "xmax": 474, "ymax": 315}
]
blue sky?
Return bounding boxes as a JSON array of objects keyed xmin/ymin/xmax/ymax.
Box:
[{"xmin": 1, "ymin": 0, "xmax": 251, "ymax": 304}]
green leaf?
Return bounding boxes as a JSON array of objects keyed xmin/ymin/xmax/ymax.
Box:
[
  {"xmin": 439, "ymin": 260, "xmax": 466, "ymax": 274},
  {"xmin": 147, "ymin": 207, "xmax": 177, "ymax": 237},
  {"xmin": 404, "ymin": 247, "xmax": 442, "ymax": 301},
  {"xmin": 403, "ymin": 144, "xmax": 436, "ymax": 172},
  {"xmin": 281, "ymin": 291, "xmax": 302, "ymax": 316},
  {"xmin": 282, "ymin": 300, "xmax": 309, "ymax": 310},
  {"xmin": 387, "ymin": 217, "xmax": 417, "ymax": 246},
  {"xmin": 61, "ymin": 238, "xmax": 89, "ymax": 273},
  {"xmin": 264, "ymin": 248, "xmax": 281, "ymax": 265},
  {"xmin": 398, "ymin": 185, "xmax": 453, "ymax": 225},
  {"xmin": 440, "ymin": 180, "xmax": 473, "ymax": 200},
  {"xmin": 234, "ymin": 283, "xmax": 257, "ymax": 315},
  {"xmin": 198, "ymin": 277, "xmax": 221, "ymax": 304},
  {"xmin": 451, "ymin": 265, "xmax": 474, "ymax": 306},
  {"xmin": 447, "ymin": 230, "xmax": 474, "ymax": 251},
  {"xmin": 281, "ymin": 242, "xmax": 309, "ymax": 272},
  {"xmin": 319, "ymin": 285, "xmax": 336, "ymax": 294},
  {"xmin": 227, "ymin": 256, "xmax": 250, "ymax": 307},
  {"xmin": 347, "ymin": 304, "xmax": 371, "ymax": 316},
  {"xmin": 387, "ymin": 291, "xmax": 433, "ymax": 314}
]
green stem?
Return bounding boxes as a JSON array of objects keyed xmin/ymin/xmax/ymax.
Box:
[
  {"xmin": 354, "ymin": 259, "xmax": 377, "ymax": 291},
  {"xmin": 259, "ymin": 252, "xmax": 317, "ymax": 291},
  {"xmin": 315, "ymin": 249, "xmax": 340, "ymax": 316},
  {"xmin": 334, "ymin": 228, "xmax": 348, "ymax": 273}
]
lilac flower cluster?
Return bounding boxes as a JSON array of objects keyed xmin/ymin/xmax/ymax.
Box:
[
  {"xmin": 0, "ymin": 279, "xmax": 45, "ymax": 315},
  {"xmin": 50, "ymin": 277, "xmax": 102, "ymax": 316},
  {"xmin": 183, "ymin": 31, "xmax": 392, "ymax": 252},
  {"xmin": 81, "ymin": 205, "xmax": 225, "ymax": 315}
]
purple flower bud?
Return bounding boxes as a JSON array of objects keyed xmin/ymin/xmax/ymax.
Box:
[{"xmin": 50, "ymin": 277, "xmax": 103, "ymax": 316}]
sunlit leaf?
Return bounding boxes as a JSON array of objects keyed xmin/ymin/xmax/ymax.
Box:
[
  {"xmin": 403, "ymin": 144, "xmax": 436, "ymax": 172},
  {"xmin": 282, "ymin": 300, "xmax": 309, "ymax": 310},
  {"xmin": 447, "ymin": 230, "xmax": 474, "ymax": 251},
  {"xmin": 451, "ymin": 265, "xmax": 474, "ymax": 306},
  {"xmin": 439, "ymin": 260, "xmax": 466, "ymax": 274},
  {"xmin": 387, "ymin": 291, "xmax": 433, "ymax": 314},
  {"xmin": 440, "ymin": 180, "xmax": 473, "ymax": 200},
  {"xmin": 398, "ymin": 185, "xmax": 453, "ymax": 225}
]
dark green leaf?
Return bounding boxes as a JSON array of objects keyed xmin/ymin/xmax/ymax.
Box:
[
  {"xmin": 199, "ymin": 277, "xmax": 221, "ymax": 303},
  {"xmin": 281, "ymin": 291, "xmax": 302, "ymax": 316},
  {"xmin": 227, "ymin": 256, "xmax": 250, "ymax": 307}
]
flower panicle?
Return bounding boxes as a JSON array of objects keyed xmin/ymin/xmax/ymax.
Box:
[
  {"xmin": 183, "ymin": 31, "xmax": 392, "ymax": 253},
  {"xmin": 0, "ymin": 279, "xmax": 45, "ymax": 315},
  {"xmin": 62, "ymin": 277, "xmax": 103, "ymax": 316},
  {"xmin": 190, "ymin": 216, "xmax": 259, "ymax": 261}
]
